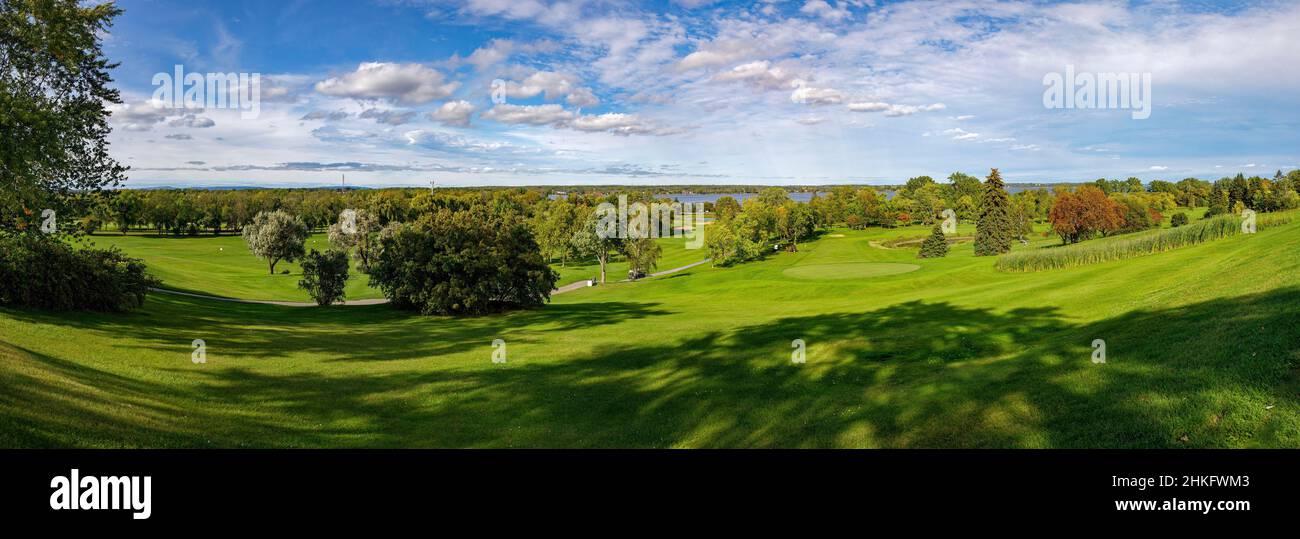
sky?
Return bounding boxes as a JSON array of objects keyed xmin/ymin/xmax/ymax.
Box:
[{"xmin": 101, "ymin": 0, "xmax": 1300, "ymax": 187}]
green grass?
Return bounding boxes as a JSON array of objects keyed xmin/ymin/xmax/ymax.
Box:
[
  {"xmin": 86, "ymin": 232, "xmax": 384, "ymax": 301},
  {"xmin": 782, "ymin": 262, "xmax": 920, "ymax": 280},
  {"xmin": 3, "ymin": 217, "xmax": 1299, "ymax": 448}
]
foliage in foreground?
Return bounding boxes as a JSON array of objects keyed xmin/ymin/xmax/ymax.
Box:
[
  {"xmin": 0, "ymin": 0, "xmax": 126, "ymax": 235},
  {"xmin": 298, "ymin": 249, "xmax": 350, "ymax": 306},
  {"xmin": 369, "ymin": 209, "xmax": 559, "ymax": 315},
  {"xmin": 0, "ymin": 234, "xmax": 156, "ymax": 311},
  {"xmin": 996, "ymin": 213, "xmax": 1291, "ymax": 272}
]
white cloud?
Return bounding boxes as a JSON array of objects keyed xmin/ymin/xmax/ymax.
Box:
[
  {"xmin": 801, "ymin": 0, "xmax": 851, "ymax": 22},
  {"xmin": 943, "ymin": 127, "xmax": 979, "ymax": 141},
  {"xmin": 1148, "ymin": 165, "xmax": 1168, "ymax": 171},
  {"xmin": 431, "ymin": 100, "xmax": 477, "ymax": 127},
  {"xmin": 566, "ymin": 87, "xmax": 600, "ymax": 108},
  {"xmin": 847, "ymin": 101, "xmax": 945, "ymax": 116},
  {"xmin": 713, "ymin": 60, "xmax": 798, "ymax": 89},
  {"xmin": 790, "ymin": 80, "xmax": 843, "ymax": 105},
  {"xmin": 315, "ymin": 62, "xmax": 459, "ymax": 104},
  {"xmin": 481, "ymin": 104, "xmax": 575, "ymax": 126}
]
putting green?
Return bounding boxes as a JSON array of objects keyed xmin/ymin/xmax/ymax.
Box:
[{"xmin": 782, "ymin": 262, "xmax": 921, "ymax": 280}]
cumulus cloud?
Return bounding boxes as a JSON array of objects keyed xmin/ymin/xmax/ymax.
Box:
[
  {"xmin": 431, "ymin": 100, "xmax": 477, "ymax": 126},
  {"xmin": 790, "ymin": 80, "xmax": 843, "ymax": 105},
  {"xmin": 566, "ymin": 87, "xmax": 600, "ymax": 107},
  {"xmin": 167, "ymin": 114, "xmax": 215, "ymax": 128},
  {"xmin": 713, "ymin": 60, "xmax": 798, "ymax": 89},
  {"xmin": 108, "ymin": 101, "xmax": 210, "ymax": 131},
  {"xmin": 800, "ymin": 0, "xmax": 851, "ymax": 22},
  {"xmin": 481, "ymin": 104, "xmax": 575, "ymax": 126},
  {"xmin": 315, "ymin": 62, "xmax": 459, "ymax": 104}
]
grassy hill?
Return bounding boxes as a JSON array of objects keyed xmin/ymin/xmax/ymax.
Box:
[{"xmin": 2, "ymin": 217, "xmax": 1297, "ymax": 447}]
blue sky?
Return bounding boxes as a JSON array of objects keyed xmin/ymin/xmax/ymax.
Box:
[{"xmin": 102, "ymin": 0, "xmax": 1300, "ymax": 187}]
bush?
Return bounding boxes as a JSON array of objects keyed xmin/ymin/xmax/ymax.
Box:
[
  {"xmin": 0, "ymin": 234, "xmax": 157, "ymax": 311},
  {"xmin": 917, "ymin": 225, "xmax": 949, "ymax": 259},
  {"xmin": 368, "ymin": 210, "xmax": 559, "ymax": 315},
  {"xmin": 298, "ymin": 249, "xmax": 350, "ymax": 306},
  {"xmin": 1170, "ymin": 212, "xmax": 1189, "ymax": 227}
]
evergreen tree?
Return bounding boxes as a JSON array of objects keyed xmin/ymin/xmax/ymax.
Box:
[
  {"xmin": 974, "ymin": 168, "xmax": 1013, "ymax": 256},
  {"xmin": 917, "ymin": 224, "xmax": 949, "ymax": 259}
]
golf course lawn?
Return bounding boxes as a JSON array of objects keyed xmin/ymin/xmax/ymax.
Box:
[
  {"xmin": 88, "ymin": 232, "xmax": 706, "ymax": 302},
  {"xmin": 2, "ymin": 217, "xmax": 1298, "ymax": 447}
]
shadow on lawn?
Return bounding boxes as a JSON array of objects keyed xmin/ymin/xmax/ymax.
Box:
[
  {"xmin": 4, "ymin": 288, "xmax": 1298, "ymax": 448},
  {"xmin": 4, "ymin": 294, "xmax": 672, "ymax": 363}
]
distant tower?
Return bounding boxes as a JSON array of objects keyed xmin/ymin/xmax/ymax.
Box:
[{"xmin": 341, "ymin": 173, "xmax": 346, "ymax": 192}]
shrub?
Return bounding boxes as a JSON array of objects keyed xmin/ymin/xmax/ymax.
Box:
[
  {"xmin": 368, "ymin": 210, "xmax": 559, "ymax": 315},
  {"xmin": 0, "ymin": 234, "xmax": 157, "ymax": 311},
  {"xmin": 917, "ymin": 224, "xmax": 949, "ymax": 259},
  {"xmin": 1170, "ymin": 212, "xmax": 1189, "ymax": 227},
  {"xmin": 298, "ymin": 249, "xmax": 350, "ymax": 306}
]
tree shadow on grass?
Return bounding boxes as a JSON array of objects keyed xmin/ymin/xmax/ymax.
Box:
[
  {"xmin": 3, "ymin": 288, "xmax": 1298, "ymax": 447},
  {"xmin": 1, "ymin": 294, "xmax": 673, "ymax": 363}
]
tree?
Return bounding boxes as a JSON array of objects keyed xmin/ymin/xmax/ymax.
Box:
[
  {"xmin": 535, "ymin": 199, "xmax": 581, "ymax": 266},
  {"xmin": 706, "ymin": 212, "xmax": 764, "ymax": 266},
  {"xmin": 776, "ymin": 202, "xmax": 816, "ymax": 250},
  {"xmin": 622, "ymin": 236, "xmax": 662, "ymax": 279},
  {"xmin": 327, "ymin": 208, "xmax": 380, "ymax": 271},
  {"xmin": 1048, "ymin": 186, "xmax": 1123, "ymax": 244},
  {"xmin": 570, "ymin": 209, "xmax": 622, "ymax": 284},
  {"xmin": 917, "ymin": 224, "xmax": 949, "ymax": 259},
  {"xmin": 367, "ymin": 210, "xmax": 558, "ymax": 315},
  {"xmin": 1170, "ymin": 212, "xmax": 1189, "ymax": 227},
  {"xmin": 1, "ymin": 0, "xmax": 127, "ymax": 236},
  {"xmin": 298, "ymin": 249, "xmax": 349, "ymax": 306},
  {"xmin": 109, "ymin": 190, "xmax": 142, "ymax": 234},
  {"xmin": 974, "ymin": 168, "xmax": 1013, "ymax": 256},
  {"xmin": 713, "ymin": 196, "xmax": 741, "ymax": 221},
  {"xmin": 242, "ymin": 210, "xmax": 308, "ymax": 274}
]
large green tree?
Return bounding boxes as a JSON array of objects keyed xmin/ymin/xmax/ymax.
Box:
[
  {"xmin": 974, "ymin": 168, "xmax": 1013, "ymax": 256},
  {"xmin": 1, "ymin": 0, "xmax": 127, "ymax": 234},
  {"xmin": 368, "ymin": 210, "xmax": 558, "ymax": 315}
]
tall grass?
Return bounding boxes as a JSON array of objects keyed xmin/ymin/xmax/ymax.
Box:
[{"xmin": 997, "ymin": 213, "xmax": 1293, "ymax": 272}]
